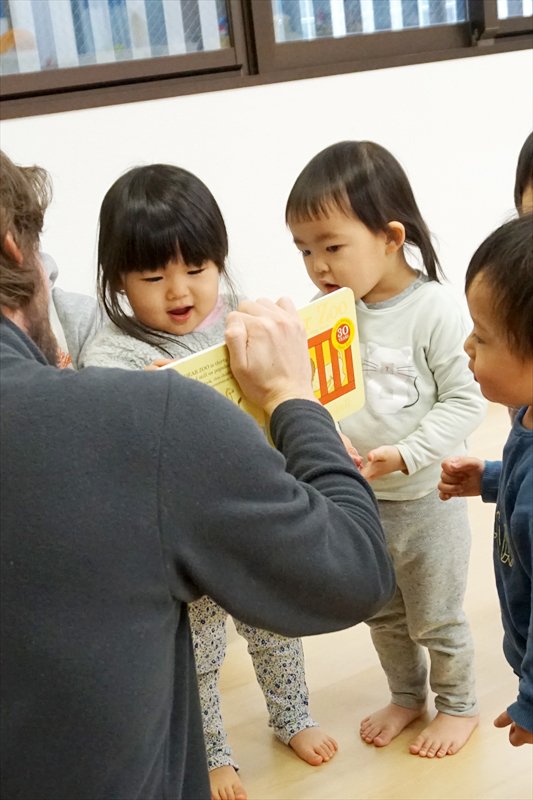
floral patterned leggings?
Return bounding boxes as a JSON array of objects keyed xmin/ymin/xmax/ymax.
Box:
[{"xmin": 188, "ymin": 595, "xmax": 317, "ymax": 770}]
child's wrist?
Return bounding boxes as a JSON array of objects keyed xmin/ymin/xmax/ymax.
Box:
[{"xmin": 394, "ymin": 447, "xmax": 408, "ymax": 474}]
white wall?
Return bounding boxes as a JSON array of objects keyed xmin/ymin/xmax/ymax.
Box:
[{"xmin": 1, "ymin": 49, "xmax": 531, "ymax": 310}]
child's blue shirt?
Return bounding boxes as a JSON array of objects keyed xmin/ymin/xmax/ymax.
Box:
[{"xmin": 482, "ymin": 406, "xmax": 533, "ymax": 732}]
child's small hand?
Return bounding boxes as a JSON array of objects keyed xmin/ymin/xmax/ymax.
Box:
[
  {"xmin": 361, "ymin": 446, "xmax": 407, "ymax": 482},
  {"xmin": 494, "ymin": 710, "xmax": 533, "ymax": 746},
  {"xmin": 144, "ymin": 358, "xmax": 174, "ymax": 372},
  {"xmin": 338, "ymin": 432, "xmax": 363, "ymax": 470},
  {"xmin": 438, "ymin": 456, "xmax": 484, "ymax": 500}
]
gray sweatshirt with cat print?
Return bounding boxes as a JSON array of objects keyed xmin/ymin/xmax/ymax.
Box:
[{"xmin": 340, "ymin": 279, "xmax": 486, "ymax": 500}]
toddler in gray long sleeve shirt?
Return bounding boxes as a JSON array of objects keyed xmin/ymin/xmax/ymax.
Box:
[
  {"xmin": 79, "ymin": 162, "xmax": 340, "ymax": 800},
  {"xmin": 286, "ymin": 139, "xmax": 485, "ymax": 761}
]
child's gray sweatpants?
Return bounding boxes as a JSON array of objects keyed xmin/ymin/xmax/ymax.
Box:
[{"xmin": 367, "ymin": 490, "xmax": 478, "ymax": 716}]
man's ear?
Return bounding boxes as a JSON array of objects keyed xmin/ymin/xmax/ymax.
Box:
[
  {"xmin": 385, "ymin": 221, "xmax": 405, "ymax": 253},
  {"xmin": 4, "ymin": 232, "xmax": 23, "ymax": 264}
]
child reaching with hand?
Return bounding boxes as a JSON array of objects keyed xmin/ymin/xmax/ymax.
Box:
[
  {"xmin": 286, "ymin": 140, "xmax": 486, "ymax": 758},
  {"xmin": 82, "ymin": 164, "xmax": 338, "ymax": 800},
  {"xmin": 439, "ymin": 216, "xmax": 533, "ymax": 748}
]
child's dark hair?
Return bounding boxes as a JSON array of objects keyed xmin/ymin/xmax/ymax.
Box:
[
  {"xmin": 465, "ymin": 215, "xmax": 533, "ymax": 359},
  {"xmin": 514, "ymin": 131, "xmax": 533, "ymax": 211},
  {"xmin": 285, "ymin": 140, "xmax": 443, "ymax": 281},
  {"xmin": 98, "ymin": 163, "xmax": 235, "ymax": 351}
]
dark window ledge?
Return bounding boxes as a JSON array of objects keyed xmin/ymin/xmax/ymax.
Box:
[{"xmin": 1, "ymin": 34, "xmax": 530, "ymax": 121}]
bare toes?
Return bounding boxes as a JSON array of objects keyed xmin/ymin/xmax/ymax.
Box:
[
  {"xmin": 360, "ymin": 721, "xmax": 379, "ymax": 741},
  {"xmin": 373, "ymin": 733, "xmax": 393, "ymax": 748}
]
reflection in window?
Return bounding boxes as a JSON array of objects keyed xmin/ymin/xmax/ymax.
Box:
[
  {"xmin": 0, "ymin": 0, "xmax": 230, "ymax": 75},
  {"xmin": 271, "ymin": 0, "xmax": 468, "ymax": 43},
  {"xmin": 497, "ymin": 0, "xmax": 532, "ymax": 18}
]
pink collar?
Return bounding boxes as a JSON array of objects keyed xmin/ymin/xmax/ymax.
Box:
[{"xmin": 193, "ymin": 295, "xmax": 225, "ymax": 332}]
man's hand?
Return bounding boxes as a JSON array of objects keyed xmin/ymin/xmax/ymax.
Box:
[
  {"xmin": 361, "ymin": 446, "xmax": 407, "ymax": 482},
  {"xmin": 494, "ymin": 710, "xmax": 533, "ymax": 746},
  {"xmin": 225, "ymin": 297, "xmax": 318, "ymax": 417},
  {"xmin": 438, "ymin": 456, "xmax": 484, "ymax": 500}
]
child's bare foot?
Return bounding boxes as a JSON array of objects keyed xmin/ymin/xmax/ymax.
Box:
[
  {"xmin": 289, "ymin": 726, "xmax": 338, "ymax": 765},
  {"xmin": 360, "ymin": 703, "xmax": 423, "ymax": 747},
  {"xmin": 409, "ymin": 711, "xmax": 479, "ymax": 758},
  {"xmin": 209, "ymin": 765, "xmax": 247, "ymax": 800}
]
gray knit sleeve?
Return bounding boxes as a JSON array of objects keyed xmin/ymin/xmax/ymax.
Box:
[{"xmin": 81, "ymin": 324, "xmax": 161, "ymax": 370}]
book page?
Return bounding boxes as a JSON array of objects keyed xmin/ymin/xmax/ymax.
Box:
[{"xmin": 163, "ymin": 288, "xmax": 364, "ymax": 430}]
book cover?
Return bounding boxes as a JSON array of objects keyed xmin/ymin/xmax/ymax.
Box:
[{"xmin": 162, "ymin": 287, "xmax": 364, "ymax": 432}]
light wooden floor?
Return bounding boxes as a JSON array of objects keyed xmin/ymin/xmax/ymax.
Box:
[{"xmin": 218, "ymin": 402, "xmax": 533, "ymax": 800}]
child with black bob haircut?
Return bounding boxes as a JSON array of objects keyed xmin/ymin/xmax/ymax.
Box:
[
  {"xmin": 82, "ymin": 163, "xmax": 339, "ymax": 800},
  {"xmin": 439, "ymin": 215, "xmax": 533, "ymax": 747}
]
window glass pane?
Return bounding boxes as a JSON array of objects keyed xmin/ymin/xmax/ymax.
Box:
[
  {"xmin": 497, "ymin": 0, "xmax": 532, "ymax": 18},
  {"xmin": 0, "ymin": 0, "xmax": 231, "ymax": 75},
  {"xmin": 271, "ymin": 0, "xmax": 467, "ymax": 42}
]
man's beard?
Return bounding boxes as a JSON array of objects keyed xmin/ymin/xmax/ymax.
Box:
[
  {"xmin": 26, "ymin": 308, "xmax": 60, "ymax": 366},
  {"xmin": 25, "ymin": 268, "xmax": 60, "ymax": 366}
]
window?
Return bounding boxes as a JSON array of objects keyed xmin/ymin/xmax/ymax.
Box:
[
  {"xmin": 1, "ymin": 0, "xmax": 231, "ymax": 76},
  {"xmin": 250, "ymin": 0, "xmax": 472, "ymax": 72},
  {"xmin": 498, "ymin": 0, "xmax": 533, "ymax": 18},
  {"xmin": 270, "ymin": 0, "xmax": 468, "ymax": 43},
  {"xmin": 0, "ymin": 0, "xmax": 531, "ymax": 117},
  {"xmin": 0, "ymin": 0, "xmax": 248, "ymax": 97},
  {"xmin": 469, "ymin": 0, "xmax": 532, "ymax": 41}
]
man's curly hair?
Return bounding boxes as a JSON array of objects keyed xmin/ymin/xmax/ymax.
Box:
[{"xmin": 0, "ymin": 150, "xmax": 51, "ymax": 309}]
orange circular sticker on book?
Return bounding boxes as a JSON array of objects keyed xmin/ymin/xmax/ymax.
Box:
[{"xmin": 331, "ymin": 318, "xmax": 354, "ymax": 351}]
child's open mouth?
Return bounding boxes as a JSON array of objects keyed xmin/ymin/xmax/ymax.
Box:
[{"xmin": 168, "ymin": 306, "xmax": 193, "ymax": 322}]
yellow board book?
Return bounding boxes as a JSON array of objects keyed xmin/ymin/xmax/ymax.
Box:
[{"xmin": 162, "ymin": 287, "xmax": 364, "ymax": 433}]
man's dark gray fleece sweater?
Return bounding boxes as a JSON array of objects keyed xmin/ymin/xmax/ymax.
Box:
[{"xmin": 0, "ymin": 317, "xmax": 394, "ymax": 800}]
